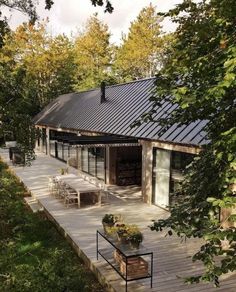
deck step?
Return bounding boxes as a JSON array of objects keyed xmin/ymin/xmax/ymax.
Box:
[{"xmin": 24, "ymin": 197, "xmax": 44, "ymax": 213}]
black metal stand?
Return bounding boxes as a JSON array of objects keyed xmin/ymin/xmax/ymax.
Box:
[{"xmin": 96, "ymin": 230, "xmax": 153, "ymax": 292}]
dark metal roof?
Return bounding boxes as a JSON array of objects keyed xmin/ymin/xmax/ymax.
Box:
[{"xmin": 34, "ymin": 78, "xmax": 208, "ymax": 147}]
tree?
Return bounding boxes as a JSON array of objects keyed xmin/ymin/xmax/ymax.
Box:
[
  {"xmin": 74, "ymin": 15, "xmax": 114, "ymax": 91},
  {"xmin": 13, "ymin": 22, "xmax": 75, "ymax": 108},
  {"xmin": 0, "ymin": 1, "xmax": 113, "ymax": 47},
  {"xmin": 113, "ymin": 4, "xmax": 164, "ymax": 82},
  {"xmin": 0, "ymin": 22, "xmax": 76, "ymax": 162},
  {"xmin": 0, "ymin": 0, "xmax": 53, "ymax": 47},
  {"xmin": 149, "ymin": 0, "xmax": 236, "ymax": 287}
]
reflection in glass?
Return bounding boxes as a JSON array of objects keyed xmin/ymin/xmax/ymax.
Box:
[
  {"xmin": 63, "ymin": 144, "xmax": 69, "ymax": 162},
  {"xmin": 81, "ymin": 147, "xmax": 105, "ymax": 181},
  {"xmin": 88, "ymin": 148, "xmax": 96, "ymax": 176},
  {"xmin": 68, "ymin": 146, "xmax": 78, "ymax": 168},
  {"xmin": 82, "ymin": 147, "xmax": 88, "ymax": 172},
  {"xmin": 96, "ymin": 148, "xmax": 105, "ymax": 180},
  {"xmin": 50, "ymin": 141, "xmax": 56, "ymax": 156},
  {"xmin": 57, "ymin": 143, "xmax": 63, "ymax": 160}
]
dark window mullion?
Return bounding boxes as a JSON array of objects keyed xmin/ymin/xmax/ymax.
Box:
[
  {"xmin": 88, "ymin": 148, "xmax": 90, "ymax": 175},
  {"xmin": 94, "ymin": 148, "xmax": 98, "ymax": 177}
]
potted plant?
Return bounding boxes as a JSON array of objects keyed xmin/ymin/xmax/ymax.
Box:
[
  {"xmin": 116, "ymin": 223, "xmax": 130, "ymax": 244},
  {"xmin": 59, "ymin": 167, "xmax": 69, "ymax": 175},
  {"xmin": 116, "ymin": 224, "xmax": 143, "ymax": 248},
  {"xmin": 128, "ymin": 227, "xmax": 143, "ymax": 249},
  {"xmin": 102, "ymin": 214, "xmax": 122, "ymax": 234}
]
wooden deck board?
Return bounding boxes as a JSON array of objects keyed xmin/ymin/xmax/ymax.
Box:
[{"xmin": 1, "ymin": 148, "xmax": 235, "ymax": 292}]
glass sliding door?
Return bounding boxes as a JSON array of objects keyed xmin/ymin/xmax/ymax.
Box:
[
  {"xmin": 96, "ymin": 148, "xmax": 105, "ymax": 180},
  {"xmin": 68, "ymin": 146, "xmax": 78, "ymax": 169},
  {"xmin": 50, "ymin": 141, "xmax": 56, "ymax": 157},
  {"xmin": 81, "ymin": 147, "xmax": 89, "ymax": 173},
  {"xmin": 169, "ymin": 151, "xmax": 195, "ymax": 205},
  {"xmin": 88, "ymin": 148, "xmax": 96, "ymax": 176},
  {"xmin": 63, "ymin": 144, "xmax": 69, "ymax": 162},
  {"xmin": 81, "ymin": 146, "xmax": 105, "ymax": 181},
  {"xmin": 57, "ymin": 143, "xmax": 63, "ymax": 160},
  {"xmin": 152, "ymin": 148, "xmax": 171, "ymax": 208}
]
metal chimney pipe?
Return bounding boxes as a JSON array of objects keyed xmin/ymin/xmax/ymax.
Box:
[{"xmin": 101, "ymin": 81, "xmax": 106, "ymax": 103}]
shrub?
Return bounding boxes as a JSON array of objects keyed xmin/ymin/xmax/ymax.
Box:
[{"xmin": 0, "ymin": 159, "xmax": 103, "ymax": 292}]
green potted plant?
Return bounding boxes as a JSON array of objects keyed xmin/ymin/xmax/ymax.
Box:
[
  {"xmin": 102, "ymin": 214, "xmax": 122, "ymax": 234},
  {"xmin": 59, "ymin": 167, "xmax": 69, "ymax": 175},
  {"xmin": 116, "ymin": 223, "xmax": 130, "ymax": 244},
  {"xmin": 116, "ymin": 224, "xmax": 143, "ymax": 248},
  {"xmin": 128, "ymin": 228, "xmax": 143, "ymax": 249}
]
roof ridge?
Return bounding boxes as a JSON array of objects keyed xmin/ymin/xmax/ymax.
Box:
[
  {"xmin": 73, "ymin": 77, "xmax": 156, "ymax": 95},
  {"xmin": 106, "ymin": 76, "xmax": 156, "ymax": 89}
]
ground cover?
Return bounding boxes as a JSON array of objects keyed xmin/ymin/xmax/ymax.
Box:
[{"xmin": 0, "ymin": 159, "xmax": 103, "ymax": 292}]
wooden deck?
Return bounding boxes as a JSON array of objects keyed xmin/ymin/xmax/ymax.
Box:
[{"xmin": 1, "ymin": 148, "xmax": 235, "ymax": 292}]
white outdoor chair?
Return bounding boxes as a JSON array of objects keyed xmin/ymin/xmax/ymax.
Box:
[
  {"xmin": 64, "ymin": 187, "xmax": 78, "ymax": 207},
  {"xmin": 48, "ymin": 176, "xmax": 59, "ymax": 196},
  {"xmin": 57, "ymin": 181, "xmax": 69, "ymax": 200}
]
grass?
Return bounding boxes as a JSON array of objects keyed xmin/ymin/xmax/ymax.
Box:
[{"xmin": 0, "ymin": 160, "xmax": 103, "ymax": 292}]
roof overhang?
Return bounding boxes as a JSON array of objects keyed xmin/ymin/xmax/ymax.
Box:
[{"xmin": 53, "ymin": 135, "xmax": 140, "ymax": 148}]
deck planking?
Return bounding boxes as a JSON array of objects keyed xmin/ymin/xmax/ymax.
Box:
[{"xmin": 0, "ymin": 148, "xmax": 235, "ymax": 292}]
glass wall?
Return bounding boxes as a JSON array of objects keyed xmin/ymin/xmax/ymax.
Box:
[
  {"xmin": 81, "ymin": 147, "xmax": 105, "ymax": 180},
  {"xmin": 81, "ymin": 147, "xmax": 89, "ymax": 172},
  {"xmin": 152, "ymin": 148, "xmax": 171, "ymax": 208},
  {"xmin": 169, "ymin": 151, "xmax": 195, "ymax": 205},
  {"xmin": 88, "ymin": 148, "xmax": 96, "ymax": 176},
  {"xmin": 42, "ymin": 128, "xmax": 47, "ymax": 153},
  {"xmin": 50, "ymin": 141, "xmax": 56, "ymax": 157},
  {"xmin": 152, "ymin": 148, "xmax": 195, "ymax": 208},
  {"xmin": 63, "ymin": 144, "xmax": 69, "ymax": 162},
  {"xmin": 57, "ymin": 142, "xmax": 63, "ymax": 160},
  {"xmin": 68, "ymin": 146, "xmax": 78, "ymax": 169},
  {"xmin": 96, "ymin": 148, "xmax": 105, "ymax": 180}
]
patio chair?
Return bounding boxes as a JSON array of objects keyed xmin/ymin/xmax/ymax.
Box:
[
  {"xmin": 48, "ymin": 176, "xmax": 59, "ymax": 196},
  {"xmin": 57, "ymin": 180, "xmax": 68, "ymax": 200},
  {"xmin": 64, "ymin": 187, "xmax": 78, "ymax": 207}
]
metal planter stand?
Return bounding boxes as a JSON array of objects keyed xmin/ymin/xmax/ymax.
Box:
[{"xmin": 96, "ymin": 230, "xmax": 153, "ymax": 292}]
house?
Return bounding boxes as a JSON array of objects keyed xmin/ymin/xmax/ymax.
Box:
[{"xmin": 34, "ymin": 77, "xmax": 208, "ymax": 209}]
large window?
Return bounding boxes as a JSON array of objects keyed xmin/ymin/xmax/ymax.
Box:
[
  {"xmin": 63, "ymin": 144, "xmax": 69, "ymax": 162},
  {"xmin": 50, "ymin": 141, "xmax": 56, "ymax": 156},
  {"xmin": 171, "ymin": 151, "xmax": 194, "ymax": 171},
  {"xmin": 42, "ymin": 128, "xmax": 47, "ymax": 153},
  {"xmin": 96, "ymin": 148, "xmax": 105, "ymax": 180},
  {"xmin": 81, "ymin": 147, "xmax": 89, "ymax": 172},
  {"xmin": 68, "ymin": 146, "xmax": 78, "ymax": 169},
  {"xmin": 81, "ymin": 147, "xmax": 105, "ymax": 180},
  {"xmin": 57, "ymin": 143, "xmax": 63, "ymax": 160},
  {"xmin": 88, "ymin": 148, "xmax": 96, "ymax": 176},
  {"xmin": 169, "ymin": 151, "xmax": 195, "ymax": 205}
]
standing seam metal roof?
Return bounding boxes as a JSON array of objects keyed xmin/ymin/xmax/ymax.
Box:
[{"xmin": 33, "ymin": 77, "xmax": 208, "ymax": 147}]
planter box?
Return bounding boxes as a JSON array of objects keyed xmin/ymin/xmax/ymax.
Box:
[{"xmin": 120, "ymin": 256, "xmax": 148, "ymax": 278}]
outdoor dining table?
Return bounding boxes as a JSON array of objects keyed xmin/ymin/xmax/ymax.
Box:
[{"xmin": 55, "ymin": 174, "xmax": 102, "ymax": 208}]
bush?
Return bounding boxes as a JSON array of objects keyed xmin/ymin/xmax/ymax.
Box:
[{"xmin": 0, "ymin": 160, "xmax": 103, "ymax": 292}]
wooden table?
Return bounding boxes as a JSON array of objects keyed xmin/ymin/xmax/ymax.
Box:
[{"xmin": 55, "ymin": 174, "xmax": 102, "ymax": 208}]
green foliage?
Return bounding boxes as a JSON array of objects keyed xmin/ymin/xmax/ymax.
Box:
[
  {"xmin": 0, "ymin": 22, "xmax": 76, "ymax": 163},
  {"xmin": 74, "ymin": 15, "xmax": 114, "ymax": 91},
  {"xmin": 0, "ymin": 160, "xmax": 103, "ymax": 291},
  {"xmin": 102, "ymin": 213, "xmax": 115, "ymax": 224},
  {"xmin": 0, "ymin": 0, "xmax": 53, "ymax": 47},
  {"xmin": 113, "ymin": 4, "xmax": 166, "ymax": 81},
  {"xmin": 149, "ymin": 0, "xmax": 236, "ymax": 287}
]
